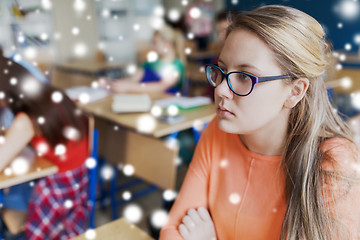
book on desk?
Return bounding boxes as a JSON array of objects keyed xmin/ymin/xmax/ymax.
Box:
[
  {"xmin": 65, "ymin": 86, "xmax": 110, "ymax": 103},
  {"xmin": 111, "ymin": 94, "xmax": 212, "ymax": 124}
]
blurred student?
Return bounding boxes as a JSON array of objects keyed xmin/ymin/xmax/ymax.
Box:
[
  {"xmin": 108, "ymin": 24, "xmax": 185, "ymax": 95},
  {"xmin": 185, "ymin": 0, "xmax": 215, "ymax": 51},
  {"xmin": 214, "ymin": 10, "xmax": 231, "ymax": 53},
  {"xmin": 205, "ymin": 10, "xmax": 231, "ymax": 101},
  {"xmin": 0, "ymin": 55, "xmax": 90, "ymax": 240}
]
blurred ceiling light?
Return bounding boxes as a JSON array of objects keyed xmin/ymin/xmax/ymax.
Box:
[
  {"xmin": 147, "ymin": 51, "xmax": 159, "ymax": 62},
  {"xmin": 24, "ymin": 47, "xmax": 37, "ymax": 60},
  {"xmin": 41, "ymin": 0, "xmax": 52, "ymax": 10},
  {"xmin": 334, "ymin": 0, "xmax": 360, "ymax": 21},
  {"xmin": 73, "ymin": 42, "xmax": 87, "ymax": 57},
  {"xmin": 151, "ymin": 17, "xmax": 165, "ymax": 30},
  {"xmin": 181, "ymin": 0, "xmax": 189, "ymax": 6},
  {"xmin": 40, "ymin": 33, "xmax": 49, "ymax": 41},
  {"xmin": 345, "ymin": 43, "xmax": 352, "ymax": 50},
  {"xmin": 339, "ymin": 54, "xmax": 347, "ymax": 61},
  {"xmin": 123, "ymin": 204, "xmax": 143, "ymax": 223},
  {"xmin": 187, "ymin": 32, "xmax": 194, "ymax": 39},
  {"xmin": 351, "ymin": 92, "xmax": 360, "ymax": 110},
  {"xmin": 72, "ymin": 27, "xmax": 80, "ymax": 35},
  {"xmin": 21, "ymin": 77, "xmax": 42, "ymax": 97},
  {"xmin": 168, "ymin": 9, "xmax": 181, "ymax": 22},
  {"xmin": 133, "ymin": 23, "xmax": 140, "ymax": 31},
  {"xmin": 150, "ymin": 210, "xmax": 168, "ymax": 229},
  {"xmin": 73, "ymin": 0, "xmax": 86, "ymax": 12},
  {"xmin": 354, "ymin": 33, "xmax": 360, "ymax": 44},
  {"xmin": 102, "ymin": 9, "xmax": 110, "ymax": 18},
  {"xmin": 154, "ymin": 6, "xmax": 165, "ymax": 17},
  {"xmin": 126, "ymin": 64, "xmax": 137, "ymax": 75},
  {"xmin": 11, "ymin": 157, "xmax": 30, "ymax": 175},
  {"xmin": 340, "ymin": 77, "xmax": 353, "ymax": 89},
  {"xmin": 189, "ymin": 7, "xmax": 201, "ymax": 19}
]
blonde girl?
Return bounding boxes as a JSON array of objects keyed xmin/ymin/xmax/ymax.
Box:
[
  {"xmin": 160, "ymin": 5, "xmax": 360, "ymax": 240},
  {"xmin": 108, "ymin": 24, "xmax": 185, "ymax": 94}
]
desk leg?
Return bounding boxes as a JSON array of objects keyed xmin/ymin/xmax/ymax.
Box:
[
  {"xmin": 192, "ymin": 122, "xmax": 209, "ymax": 143},
  {"xmin": 89, "ymin": 128, "xmax": 99, "ymax": 229},
  {"xmin": 0, "ymin": 189, "xmax": 4, "ymax": 240}
]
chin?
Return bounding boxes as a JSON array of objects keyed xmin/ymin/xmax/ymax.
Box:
[{"xmin": 217, "ymin": 118, "xmax": 240, "ymax": 134}]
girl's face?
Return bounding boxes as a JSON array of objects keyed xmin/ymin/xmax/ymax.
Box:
[
  {"xmin": 215, "ymin": 29, "xmax": 293, "ymax": 136},
  {"xmin": 153, "ymin": 33, "xmax": 171, "ymax": 55}
]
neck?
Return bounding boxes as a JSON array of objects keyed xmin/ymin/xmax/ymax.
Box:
[
  {"xmin": 239, "ymin": 111, "xmax": 290, "ymax": 156},
  {"xmin": 161, "ymin": 50, "xmax": 176, "ymax": 62}
]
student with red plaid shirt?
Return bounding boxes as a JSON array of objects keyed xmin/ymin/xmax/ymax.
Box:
[{"xmin": 0, "ymin": 55, "xmax": 90, "ymax": 240}]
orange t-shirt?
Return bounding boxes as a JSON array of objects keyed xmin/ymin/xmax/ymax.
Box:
[{"xmin": 160, "ymin": 117, "xmax": 360, "ymax": 240}]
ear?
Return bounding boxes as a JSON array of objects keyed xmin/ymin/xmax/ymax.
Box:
[{"xmin": 284, "ymin": 78, "xmax": 309, "ymax": 109}]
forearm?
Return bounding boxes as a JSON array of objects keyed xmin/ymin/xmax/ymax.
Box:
[
  {"xmin": 0, "ymin": 114, "xmax": 35, "ymax": 172},
  {"xmin": 159, "ymin": 168, "xmax": 209, "ymax": 239}
]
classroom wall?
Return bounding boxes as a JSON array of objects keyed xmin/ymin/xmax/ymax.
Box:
[
  {"xmin": 51, "ymin": 0, "xmax": 99, "ymax": 62},
  {"xmin": 0, "ymin": 0, "xmax": 14, "ymax": 56},
  {"xmin": 163, "ymin": 0, "xmax": 225, "ymax": 13},
  {"xmin": 226, "ymin": 0, "xmax": 360, "ymax": 54}
]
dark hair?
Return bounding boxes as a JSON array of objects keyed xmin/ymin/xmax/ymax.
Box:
[
  {"xmin": 216, "ymin": 10, "xmax": 232, "ymax": 22},
  {"xmin": 0, "ymin": 56, "xmax": 88, "ymax": 147}
]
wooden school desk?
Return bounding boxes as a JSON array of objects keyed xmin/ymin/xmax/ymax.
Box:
[
  {"xmin": 0, "ymin": 157, "xmax": 58, "ymax": 240},
  {"xmin": 71, "ymin": 218, "xmax": 154, "ymax": 240},
  {"xmin": 80, "ymin": 94, "xmax": 215, "ymax": 190},
  {"xmin": 0, "ymin": 157, "xmax": 58, "ymax": 190},
  {"xmin": 52, "ymin": 61, "xmax": 126, "ymax": 89}
]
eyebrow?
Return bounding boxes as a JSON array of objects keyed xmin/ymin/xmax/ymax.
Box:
[{"xmin": 217, "ymin": 59, "xmax": 261, "ymax": 73}]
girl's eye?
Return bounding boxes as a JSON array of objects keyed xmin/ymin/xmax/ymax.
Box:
[{"xmin": 218, "ymin": 66, "xmax": 227, "ymax": 72}]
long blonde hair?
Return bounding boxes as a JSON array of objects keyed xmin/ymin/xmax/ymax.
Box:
[
  {"xmin": 227, "ymin": 5, "xmax": 356, "ymax": 239},
  {"xmin": 154, "ymin": 24, "xmax": 186, "ymax": 65}
]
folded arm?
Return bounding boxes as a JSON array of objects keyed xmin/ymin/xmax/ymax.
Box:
[
  {"xmin": 109, "ymin": 69, "xmax": 180, "ymax": 94},
  {"xmin": 159, "ymin": 122, "xmax": 214, "ymax": 240},
  {"xmin": 0, "ymin": 113, "xmax": 35, "ymax": 172}
]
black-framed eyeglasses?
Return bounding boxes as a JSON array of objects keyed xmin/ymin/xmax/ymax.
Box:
[{"xmin": 205, "ymin": 64, "xmax": 292, "ymax": 96}]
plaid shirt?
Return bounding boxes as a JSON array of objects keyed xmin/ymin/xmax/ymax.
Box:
[{"xmin": 25, "ymin": 164, "xmax": 91, "ymax": 240}]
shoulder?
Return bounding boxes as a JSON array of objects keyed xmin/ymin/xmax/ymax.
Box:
[
  {"xmin": 14, "ymin": 112, "xmax": 33, "ymax": 127},
  {"xmin": 172, "ymin": 59, "xmax": 185, "ymax": 68}
]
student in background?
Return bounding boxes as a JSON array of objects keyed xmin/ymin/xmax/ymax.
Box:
[
  {"xmin": 107, "ymin": 24, "xmax": 185, "ymax": 95},
  {"xmin": 185, "ymin": 0, "xmax": 215, "ymax": 51},
  {"xmin": 160, "ymin": 5, "xmax": 360, "ymax": 240},
  {"xmin": 205, "ymin": 10, "xmax": 232, "ymax": 101},
  {"xmin": 214, "ymin": 10, "xmax": 232, "ymax": 48},
  {"xmin": 0, "ymin": 55, "xmax": 90, "ymax": 240}
]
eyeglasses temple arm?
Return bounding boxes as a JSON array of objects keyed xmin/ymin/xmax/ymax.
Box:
[{"xmin": 257, "ymin": 75, "xmax": 292, "ymax": 83}]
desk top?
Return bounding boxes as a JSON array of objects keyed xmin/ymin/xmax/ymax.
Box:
[
  {"xmin": 56, "ymin": 61, "xmax": 126, "ymax": 73},
  {"xmin": 331, "ymin": 68, "xmax": 360, "ymax": 93},
  {"xmin": 71, "ymin": 218, "xmax": 154, "ymax": 240},
  {"xmin": 80, "ymin": 95, "xmax": 216, "ymax": 138},
  {"xmin": 0, "ymin": 157, "xmax": 58, "ymax": 189}
]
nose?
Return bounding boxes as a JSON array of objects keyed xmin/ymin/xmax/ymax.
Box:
[{"xmin": 215, "ymin": 76, "xmax": 233, "ymax": 99}]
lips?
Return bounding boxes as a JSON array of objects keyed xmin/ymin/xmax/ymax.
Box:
[{"xmin": 217, "ymin": 105, "xmax": 235, "ymax": 116}]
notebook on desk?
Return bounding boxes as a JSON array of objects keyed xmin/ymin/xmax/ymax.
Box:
[
  {"xmin": 153, "ymin": 96, "xmax": 212, "ymax": 109},
  {"xmin": 65, "ymin": 86, "xmax": 110, "ymax": 103},
  {"xmin": 112, "ymin": 94, "xmax": 152, "ymax": 113}
]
